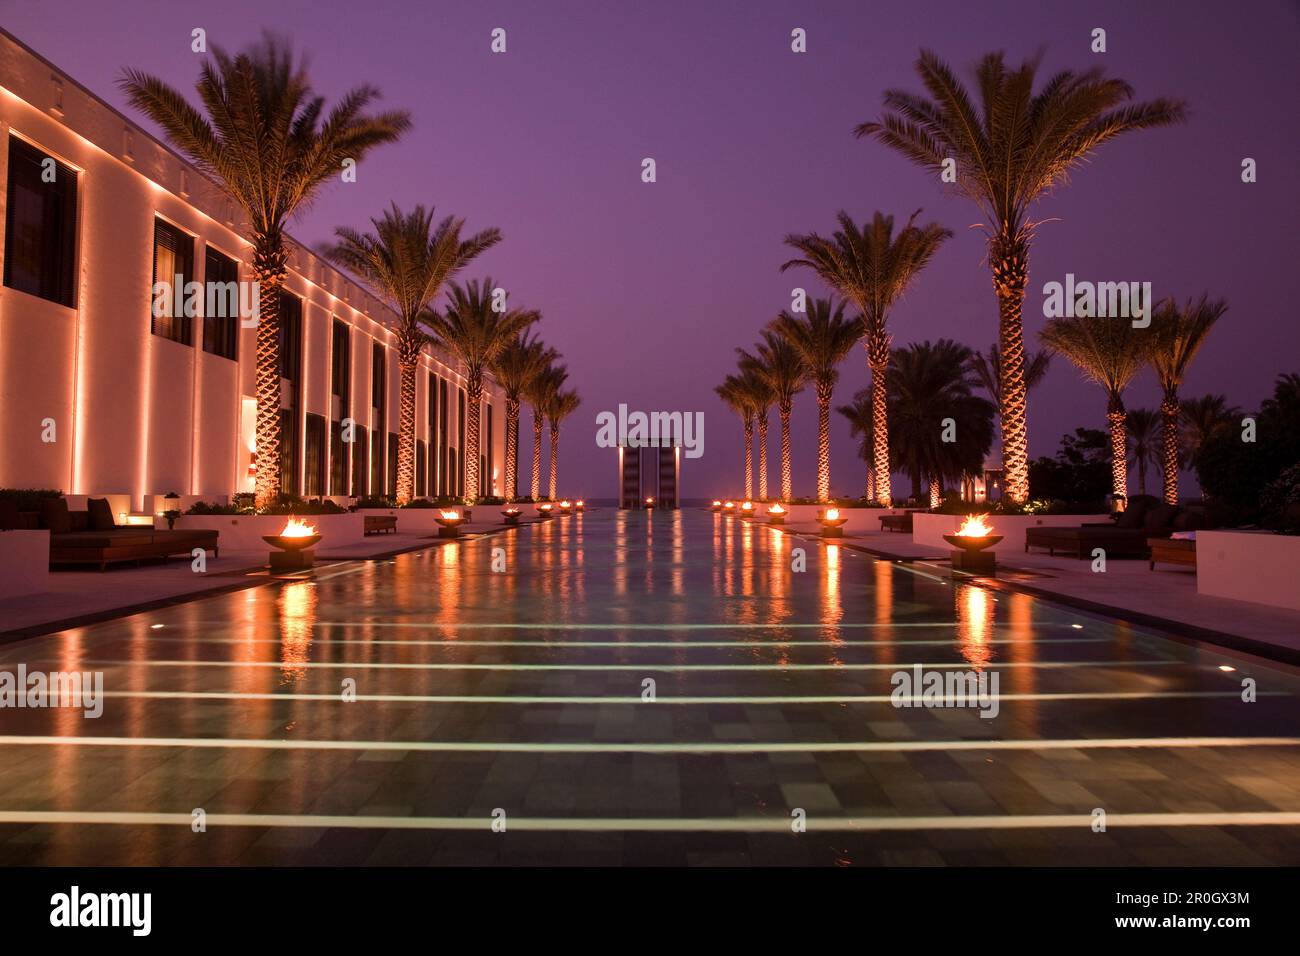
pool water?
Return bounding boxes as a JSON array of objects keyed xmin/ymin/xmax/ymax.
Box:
[{"xmin": 1, "ymin": 509, "xmax": 1298, "ymax": 865}]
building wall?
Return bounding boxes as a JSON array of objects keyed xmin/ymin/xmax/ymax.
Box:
[{"xmin": 0, "ymin": 30, "xmax": 505, "ymax": 507}]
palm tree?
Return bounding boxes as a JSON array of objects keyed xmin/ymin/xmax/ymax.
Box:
[
  {"xmin": 737, "ymin": 349, "xmax": 779, "ymax": 500},
  {"xmin": 857, "ymin": 50, "xmax": 1186, "ymax": 504},
  {"xmin": 121, "ymin": 35, "xmax": 410, "ymax": 508},
  {"xmin": 836, "ymin": 394, "xmax": 875, "ymax": 499},
  {"xmin": 741, "ymin": 331, "xmax": 807, "ymax": 501},
  {"xmin": 715, "ymin": 374, "xmax": 758, "ymax": 498},
  {"xmin": 1040, "ymin": 316, "xmax": 1152, "ymax": 498},
  {"xmin": 545, "ymin": 389, "xmax": 581, "ymax": 500},
  {"xmin": 967, "ymin": 344, "xmax": 1052, "ymax": 408},
  {"xmin": 1148, "ymin": 295, "xmax": 1228, "ymax": 503},
  {"xmin": 1124, "ymin": 408, "xmax": 1160, "ymax": 497},
  {"xmin": 1179, "ymin": 394, "xmax": 1240, "ymax": 472},
  {"xmin": 888, "ymin": 340, "xmax": 995, "ymax": 507},
  {"xmin": 490, "ymin": 331, "xmax": 557, "ymax": 499},
  {"xmin": 782, "ymin": 211, "xmax": 951, "ymax": 506},
  {"xmin": 426, "ymin": 279, "xmax": 538, "ymax": 501},
  {"xmin": 769, "ymin": 298, "xmax": 864, "ymax": 502},
  {"xmin": 526, "ymin": 361, "xmax": 566, "ymax": 499},
  {"xmin": 327, "ymin": 205, "xmax": 500, "ymax": 503}
]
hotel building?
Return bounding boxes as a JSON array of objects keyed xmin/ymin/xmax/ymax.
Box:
[{"xmin": 0, "ymin": 29, "xmax": 504, "ymax": 512}]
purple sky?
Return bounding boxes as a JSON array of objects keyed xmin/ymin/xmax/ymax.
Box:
[{"xmin": 8, "ymin": 0, "xmax": 1299, "ymax": 499}]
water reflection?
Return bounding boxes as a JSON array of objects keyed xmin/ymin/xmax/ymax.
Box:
[{"xmin": 955, "ymin": 583, "xmax": 994, "ymax": 671}]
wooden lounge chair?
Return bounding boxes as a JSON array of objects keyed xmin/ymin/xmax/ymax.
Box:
[
  {"xmin": 1149, "ymin": 537, "xmax": 1196, "ymax": 570},
  {"xmin": 364, "ymin": 514, "xmax": 397, "ymax": 535}
]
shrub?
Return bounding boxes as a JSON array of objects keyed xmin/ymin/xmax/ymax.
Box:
[
  {"xmin": 1260, "ymin": 462, "xmax": 1300, "ymax": 534},
  {"xmin": 353, "ymin": 496, "xmax": 395, "ymax": 510},
  {"xmin": 186, "ymin": 500, "xmax": 245, "ymax": 515},
  {"xmin": 0, "ymin": 488, "xmax": 64, "ymax": 512}
]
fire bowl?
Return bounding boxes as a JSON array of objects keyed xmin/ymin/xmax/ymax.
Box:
[
  {"xmin": 502, "ymin": 510, "xmax": 521, "ymax": 525},
  {"xmin": 262, "ymin": 534, "xmax": 322, "ymax": 551},
  {"xmin": 942, "ymin": 533, "xmax": 1004, "ymax": 552}
]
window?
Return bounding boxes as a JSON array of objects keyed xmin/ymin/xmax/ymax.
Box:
[
  {"xmin": 457, "ymin": 388, "xmax": 466, "ymax": 498},
  {"xmin": 330, "ymin": 419, "xmax": 348, "ymax": 496},
  {"xmin": 3, "ymin": 136, "xmax": 77, "ymax": 307},
  {"xmin": 370, "ymin": 429, "xmax": 383, "ymax": 498},
  {"xmin": 278, "ymin": 408, "xmax": 299, "ymax": 497},
  {"xmin": 484, "ymin": 400, "xmax": 493, "ymax": 495},
  {"xmin": 428, "ymin": 372, "xmax": 438, "ymax": 497},
  {"xmin": 387, "ymin": 432, "xmax": 398, "ymax": 497},
  {"xmin": 438, "ymin": 377, "xmax": 450, "ymax": 496},
  {"xmin": 371, "ymin": 343, "xmax": 386, "ymax": 410},
  {"xmin": 279, "ymin": 292, "xmax": 303, "ymax": 381},
  {"xmin": 304, "ymin": 414, "xmax": 326, "ymax": 497},
  {"xmin": 352, "ymin": 425, "xmax": 368, "ymax": 496},
  {"xmin": 332, "ymin": 320, "xmax": 350, "ymax": 401},
  {"xmin": 416, "ymin": 439, "xmax": 427, "ymax": 497},
  {"xmin": 202, "ymin": 246, "xmax": 239, "ymax": 360},
  {"xmin": 151, "ymin": 218, "xmax": 194, "ymax": 344}
]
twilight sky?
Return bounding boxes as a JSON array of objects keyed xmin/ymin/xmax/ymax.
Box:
[{"xmin": 6, "ymin": 0, "xmax": 1298, "ymax": 499}]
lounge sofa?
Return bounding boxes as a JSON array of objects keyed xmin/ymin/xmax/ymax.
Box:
[
  {"xmin": 363, "ymin": 514, "xmax": 397, "ymax": 535},
  {"xmin": 1024, "ymin": 496, "xmax": 1208, "ymax": 559},
  {"xmin": 880, "ymin": 512, "xmax": 917, "ymax": 533},
  {"xmin": 1, "ymin": 497, "xmax": 219, "ymax": 571}
]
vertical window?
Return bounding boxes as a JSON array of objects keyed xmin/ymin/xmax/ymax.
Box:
[
  {"xmin": 387, "ymin": 432, "xmax": 398, "ymax": 497},
  {"xmin": 457, "ymin": 388, "xmax": 466, "ymax": 498},
  {"xmin": 416, "ymin": 438, "xmax": 427, "ymax": 497},
  {"xmin": 439, "ymin": 377, "xmax": 450, "ymax": 496},
  {"xmin": 372, "ymin": 343, "xmax": 386, "ymax": 493},
  {"xmin": 151, "ymin": 218, "xmax": 194, "ymax": 344},
  {"xmin": 332, "ymin": 320, "xmax": 350, "ymax": 400},
  {"xmin": 3, "ymin": 136, "xmax": 78, "ymax": 307},
  {"xmin": 279, "ymin": 292, "xmax": 303, "ymax": 381},
  {"xmin": 370, "ymin": 429, "xmax": 383, "ymax": 497},
  {"xmin": 427, "ymin": 372, "xmax": 438, "ymax": 498},
  {"xmin": 484, "ymin": 400, "xmax": 493, "ymax": 496},
  {"xmin": 352, "ymin": 425, "xmax": 368, "ymax": 496},
  {"xmin": 304, "ymin": 414, "xmax": 326, "ymax": 497},
  {"xmin": 278, "ymin": 408, "xmax": 299, "ymax": 497},
  {"xmin": 330, "ymin": 420, "xmax": 348, "ymax": 496},
  {"xmin": 201, "ymin": 246, "xmax": 239, "ymax": 360}
]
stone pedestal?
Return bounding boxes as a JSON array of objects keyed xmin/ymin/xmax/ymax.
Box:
[
  {"xmin": 950, "ymin": 549, "xmax": 996, "ymax": 575},
  {"xmin": 269, "ymin": 548, "xmax": 315, "ymax": 573}
]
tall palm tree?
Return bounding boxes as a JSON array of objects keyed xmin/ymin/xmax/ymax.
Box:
[
  {"xmin": 715, "ymin": 373, "xmax": 758, "ymax": 498},
  {"xmin": 836, "ymin": 394, "xmax": 875, "ymax": 499},
  {"xmin": 737, "ymin": 349, "xmax": 777, "ymax": 500},
  {"xmin": 888, "ymin": 340, "xmax": 995, "ymax": 508},
  {"xmin": 526, "ymin": 362, "xmax": 566, "ymax": 499},
  {"xmin": 769, "ymin": 298, "xmax": 864, "ymax": 502},
  {"xmin": 1148, "ymin": 295, "xmax": 1228, "ymax": 503},
  {"xmin": 1040, "ymin": 316, "xmax": 1152, "ymax": 499},
  {"xmin": 121, "ymin": 35, "xmax": 410, "ymax": 508},
  {"xmin": 857, "ymin": 50, "xmax": 1186, "ymax": 504},
  {"xmin": 545, "ymin": 389, "xmax": 581, "ymax": 500},
  {"xmin": 327, "ymin": 204, "xmax": 500, "ymax": 503},
  {"xmin": 426, "ymin": 279, "xmax": 538, "ymax": 500},
  {"xmin": 741, "ymin": 331, "xmax": 807, "ymax": 501},
  {"xmin": 1124, "ymin": 408, "xmax": 1160, "ymax": 497},
  {"xmin": 782, "ymin": 211, "xmax": 951, "ymax": 506},
  {"xmin": 490, "ymin": 331, "xmax": 557, "ymax": 499},
  {"xmin": 1179, "ymin": 394, "xmax": 1241, "ymax": 472},
  {"xmin": 967, "ymin": 343, "xmax": 1052, "ymax": 408}
]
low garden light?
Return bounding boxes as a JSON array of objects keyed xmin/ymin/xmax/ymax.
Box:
[
  {"xmin": 740, "ymin": 501, "xmax": 755, "ymax": 518},
  {"xmin": 818, "ymin": 507, "xmax": 848, "ymax": 538},
  {"xmin": 767, "ymin": 503, "xmax": 786, "ymax": 526},
  {"xmin": 435, "ymin": 510, "xmax": 464, "ymax": 539},
  {"xmin": 537, "ymin": 502, "xmax": 554, "ymax": 519},
  {"xmin": 722, "ymin": 500, "xmax": 735, "ymax": 515},
  {"xmin": 942, "ymin": 514, "xmax": 1003, "ymax": 574},
  {"xmin": 645, "ymin": 496, "xmax": 655, "ymax": 510},
  {"xmin": 501, "ymin": 506, "xmax": 522, "ymax": 526},
  {"xmin": 263, "ymin": 517, "xmax": 321, "ymax": 573},
  {"xmin": 574, "ymin": 500, "xmax": 585, "ymax": 512},
  {"xmin": 709, "ymin": 500, "xmax": 723, "ymax": 513},
  {"xmin": 558, "ymin": 499, "xmax": 573, "ymax": 515}
]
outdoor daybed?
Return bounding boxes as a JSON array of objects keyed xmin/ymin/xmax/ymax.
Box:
[{"xmin": 1023, "ymin": 497, "xmax": 1209, "ymax": 559}]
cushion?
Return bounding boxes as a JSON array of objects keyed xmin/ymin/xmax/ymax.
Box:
[
  {"xmin": 86, "ymin": 497, "xmax": 117, "ymax": 531},
  {"xmin": 1144, "ymin": 504, "xmax": 1180, "ymax": 531},
  {"xmin": 1173, "ymin": 509, "xmax": 1207, "ymax": 532},
  {"xmin": 0, "ymin": 499, "xmax": 18, "ymax": 530},
  {"xmin": 38, "ymin": 497, "xmax": 71, "ymax": 534},
  {"xmin": 1115, "ymin": 501, "xmax": 1149, "ymax": 529}
]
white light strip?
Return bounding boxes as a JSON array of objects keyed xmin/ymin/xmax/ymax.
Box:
[
  {"xmin": 86, "ymin": 636, "xmax": 1115, "ymax": 649},
  {"xmin": 1, "ymin": 735, "xmax": 1296, "ymax": 754},
  {"xmin": 93, "ymin": 689, "xmax": 1276, "ymax": 706},
  {"xmin": 66, "ymin": 659, "xmax": 1185, "ymax": 672},
  {"xmin": 179, "ymin": 621, "xmax": 1095, "ymax": 631},
  {"xmin": 0, "ymin": 810, "xmax": 1298, "ymax": 832}
]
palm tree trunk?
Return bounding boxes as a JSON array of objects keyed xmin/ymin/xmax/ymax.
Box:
[
  {"xmin": 928, "ymin": 477, "xmax": 941, "ymax": 510},
  {"xmin": 1107, "ymin": 398, "xmax": 1128, "ymax": 499},
  {"xmin": 867, "ymin": 339, "xmax": 892, "ymax": 507},
  {"xmin": 779, "ymin": 402, "xmax": 792, "ymax": 501},
  {"xmin": 866, "ymin": 466, "xmax": 875, "ymax": 502},
  {"xmin": 505, "ymin": 397, "xmax": 520, "ymax": 499},
  {"xmin": 1137, "ymin": 454, "xmax": 1147, "ymax": 496},
  {"xmin": 742, "ymin": 416, "xmax": 754, "ymax": 500},
  {"xmin": 464, "ymin": 377, "xmax": 482, "ymax": 501},
  {"xmin": 548, "ymin": 421, "xmax": 559, "ymax": 500},
  {"xmin": 1160, "ymin": 394, "xmax": 1180, "ymax": 505},
  {"xmin": 531, "ymin": 407, "xmax": 544, "ymax": 498},
  {"xmin": 394, "ymin": 329, "xmax": 421, "ymax": 505},
  {"xmin": 756, "ymin": 411, "xmax": 769, "ymax": 500},
  {"xmin": 991, "ymin": 234, "xmax": 1031, "ymax": 505},
  {"xmin": 816, "ymin": 382, "xmax": 832, "ymax": 503},
  {"xmin": 252, "ymin": 241, "xmax": 287, "ymax": 510}
]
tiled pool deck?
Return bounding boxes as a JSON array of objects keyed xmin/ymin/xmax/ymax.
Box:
[{"xmin": 2, "ymin": 510, "xmax": 1299, "ymax": 865}]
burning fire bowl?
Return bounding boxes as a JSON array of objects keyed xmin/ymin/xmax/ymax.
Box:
[
  {"xmin": 942, "ymin": 533, "xmax": 1004, "ymax": 552},
  {"xmin": 767, "ymin": 510, "xmax": 786, "ymax": 526},
  {"xmin": 818, "ymin": 513, "xmax": 848, "ymax": 538},
  {"xmin": 434, "ymin": 515, "xmax": 463, "ymax": 539},
  {"xmin": 262, "ymin": 533, "xmax": 322, "ymax": 551},
  {"xmin": 501, "ymin": 510, "xmax": 522, "ymax": 525},
  {"xmin": 263, "ymin": 531, "xmax": 322, "ymax": 573}
]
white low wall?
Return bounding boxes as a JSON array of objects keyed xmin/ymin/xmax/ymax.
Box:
[
  {"xmin": 1197, "ymin": 531, "xmax": 1300, "ymax": 611},
  {"xmin": 732, "ymin": 505, "xmax": 907, "ymax": 531},
  {"xmin": 913, "ymin": 513, "xmax": 1104, "ymax": 553},
  {"xmin": 0, "ymin": 530, "xmax": 50, "ymax": 599},
  {"xmin": 171, "ymin": 513, "xmax": 368, "ymax": 551}
]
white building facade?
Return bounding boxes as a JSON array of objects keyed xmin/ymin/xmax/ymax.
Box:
[{"xmin": 0, "ymin": 29, "xmax": 503, "ymax": 511}]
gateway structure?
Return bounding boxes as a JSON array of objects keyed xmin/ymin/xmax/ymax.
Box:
[{"xmin": 0, "ymin": 30, "xmax": 504, "ymax": 512}]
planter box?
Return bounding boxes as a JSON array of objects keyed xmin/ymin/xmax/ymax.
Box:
[
  {"xmin": 913, "ymin": 513, "xmax": 1103, "ymax": 553},
  {"xmin": 171, "ymin": 513, "xmax": 367, "ymax": 551},
  {"xmin": 0, "ymin": 530, "xmax": 50, "ymax": 599},
  {"xmin": 1197, "ymin": 530, "xmax": 1300, "ymax": 611}
]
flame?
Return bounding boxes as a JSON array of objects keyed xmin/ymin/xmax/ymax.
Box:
[
  {"xmin": 538, "ymin": 503, "xmax": 553, "ymax": 511},
  {"xmin": 712, "ymin": 500, "xmax": 722, "ymax": 507},
  {"xmin": 280, "ymin": 517, "xmax": 316, "ymax": 537},
  {"xmin": 957, "ymin": 514, "xmax": 994, "ymax": 537},
  {"xmin": 575, "ymin": 500, "xmax": 585, "ymax": 508},
  {"xmin": 723, "ymin": 501, "xmax": 735, "ymax": 509},
  {"xmin": 741, "ymin": 501, "xmax": 754, "ymax": 511},
  {"xmin": 768, "ymin": 503, "xmax": 786, "ymax": 514},
  {"xmin": 824, "ymin": 508, "xmax": 840, "ymax": 521},
  {"xmin": 645, "ymin": 497, "xmax": 655, "ymax": 505},
  {"xmin": 560, "ymin": 500, "xmax": 572, "ymax": 508},
  {"xmin": 439, "ymin": 510, "xmax": 462, "ymax": 521}
]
